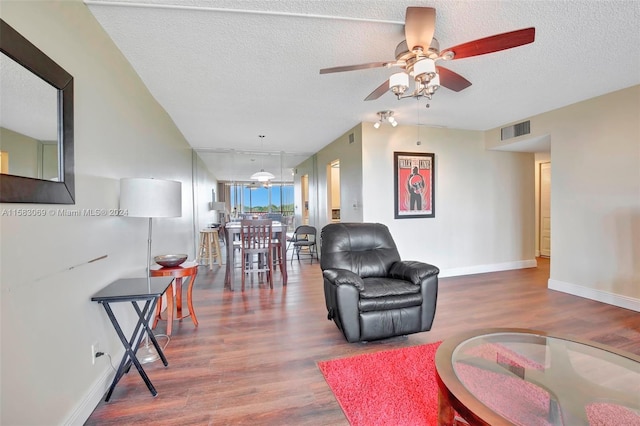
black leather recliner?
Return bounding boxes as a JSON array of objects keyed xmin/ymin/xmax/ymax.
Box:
[{"xmin": 320, "ymin": 222, "xmax": 439, "ymax": 343}]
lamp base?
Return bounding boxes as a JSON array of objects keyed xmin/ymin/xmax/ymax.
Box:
[{"xmin": 137, "ymin": 338, "xmax": 160, "ymax": 364}]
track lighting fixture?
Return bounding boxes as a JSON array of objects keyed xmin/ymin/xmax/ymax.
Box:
[{"xmin": 373, "ymin": 111, "xmax": 398, "ymax": 129}]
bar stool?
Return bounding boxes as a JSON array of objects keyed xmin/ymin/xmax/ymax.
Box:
[{"xmin": 197, "ymin": 229, "xmax": 222, "ymax": 270}]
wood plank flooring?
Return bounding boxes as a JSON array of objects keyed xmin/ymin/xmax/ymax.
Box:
[{"xmin": 85, "ymin": 256, "xmax": 640, "ymax": 425}]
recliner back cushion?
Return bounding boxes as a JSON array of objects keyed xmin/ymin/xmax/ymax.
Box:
[{"xmin": 320, "ymin": 223, "xmax": 401, "ymax": 278}]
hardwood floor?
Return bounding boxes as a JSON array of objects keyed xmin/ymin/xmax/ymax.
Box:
[{"xmin": 86, "ymin": 256, "xmax": 640, "ymax": 425}]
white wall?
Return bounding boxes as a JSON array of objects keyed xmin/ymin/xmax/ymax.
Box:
[
  {"xmin": 301, "ymin": 122, "xmax": 536, "ymax": 275},
  {"xmin": 487, "ymin": 85, "xmax": 640, "ymax": 310},
  {"xmin": 315, "ymin": 124, "xmax": 363, "ymax": 230},
  {"xmin": 0, "ymin": 2, "xmax": 213, "ymax": 424},
  {"xmin": 293, "ymin": 124, "xmax": 364, "ymax": 233},
  {"xmin": 193, "ymin": 151, "xmax": 219, "ymax": 241},
  {"xmin": 361, "ymin": 124, "xmax": 536, "ymax": 276}
]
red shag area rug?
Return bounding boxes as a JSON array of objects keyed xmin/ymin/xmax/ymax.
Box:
[
  {"xmin": 317, "ymin": 342, "xmax": 442, "ymax": 426},
  {"xmin": 319, "ymin": 341, "xmax": 640, "ymax": 426}
]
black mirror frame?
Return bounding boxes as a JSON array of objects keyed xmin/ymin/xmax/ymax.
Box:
[{"xmin": 0, "ymin": 19, "xmax": 75, "ymax": 204}]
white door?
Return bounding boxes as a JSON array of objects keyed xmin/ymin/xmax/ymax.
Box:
[{"xmin": 540, "ymin": 162, "xmax": 551, "ymax": 257}]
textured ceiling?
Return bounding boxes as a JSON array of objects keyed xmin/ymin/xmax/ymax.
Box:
[{"xmin": 86, "ymin": 0, "xmax": 640, "ymax": 182}]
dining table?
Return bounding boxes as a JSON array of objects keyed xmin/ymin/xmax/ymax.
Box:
[{"xmin": 223, "ymin": 220, "xmax": 288, "ymax": 290}]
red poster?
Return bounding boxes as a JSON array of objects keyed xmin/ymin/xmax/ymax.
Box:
[{"xmin": 394, "ymin": 152, "xmax": 435, "ymax": 219}]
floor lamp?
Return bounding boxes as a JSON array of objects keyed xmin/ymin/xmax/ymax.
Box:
[{"xmin": 120, "ymin": 177, "xmax": 182, "ymax": 364}]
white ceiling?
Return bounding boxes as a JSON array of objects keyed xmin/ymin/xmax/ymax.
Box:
[{"xmin": 85, "ymin": 0, "xmax": 640, "ymax": 182}]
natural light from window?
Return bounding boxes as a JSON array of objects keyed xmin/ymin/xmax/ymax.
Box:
[{"xmin": 229, "ymin": 183, "xmax": 294, "ymax": 214}]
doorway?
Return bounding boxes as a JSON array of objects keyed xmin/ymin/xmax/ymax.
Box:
[
  {"xmin": 539, "ymin": 162, "xmax": 551, "ymax": 257},
  {"xmin": 327, "ymin": 160, "xmax": 340, "ymax": 223},
  {"xmin": 301, "ymin": 174, "xmax": 309, "ymax": 225}
]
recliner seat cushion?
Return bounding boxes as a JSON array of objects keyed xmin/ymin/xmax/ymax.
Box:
[
  {"xmin": 358, "ymin": 277, "xmax": 422, "ymax": 312},
  {"xmin": 359, "ymin": 294, "xmax": 423, "ymax": 312},
  {"xmin": 360, "ymin": 277, "xmax": 420, "ymax": 298}
]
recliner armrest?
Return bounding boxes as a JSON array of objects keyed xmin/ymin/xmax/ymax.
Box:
[
  {"xmin": 323, "ymin": 268, "xmax": 365, "ymax": 291},
  {"xmin": 389, "ymin": 261, "xmax": 440, "ymax": 286}
]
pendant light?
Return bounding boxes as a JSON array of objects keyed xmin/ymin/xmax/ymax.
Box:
[{"xmin": 250, "ymin": 135, "xmax": 275, "ymax": 182}]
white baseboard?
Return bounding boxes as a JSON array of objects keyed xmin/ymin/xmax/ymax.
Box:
[
  {"xmin": 548, "ymin": 279, "xmax": 640, "ymax": 312},
  {"xmin": 439, "ymin": 259, "xmax": 537, "ymax": 278},
  {"xmin": 64, "ymin": 355, "xmax": 118, "ymax": 425}
]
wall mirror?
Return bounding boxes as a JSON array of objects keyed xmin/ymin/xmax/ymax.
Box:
[{"xmin": 0, "ymin": 19, "xmax": 74, "ymax": 204}]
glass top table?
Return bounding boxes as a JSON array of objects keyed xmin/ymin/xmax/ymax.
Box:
[{"xmin": 435, "ymin": 328, "xmax": 640, "ymax": 426}]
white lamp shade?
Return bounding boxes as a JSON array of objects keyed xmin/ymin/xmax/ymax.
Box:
[
  {"xmin": 209, "ymin": 201, "xmax": 227, "ymax": 211},
  {"xmin": 389, "ymin": 72, "xmax": 409, "ymax": 92},
  {"xmin": 120, "ymin": 178, "xmax": 182, "ymax": 218},
  {"xmin": 427, "ymin": 73, "xmax": 440, "ymax": 88},
  {"xmin": 414, "ymin": 59, "xmax": 436, "ymax": 81}
]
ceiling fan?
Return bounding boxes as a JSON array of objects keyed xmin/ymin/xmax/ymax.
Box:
[{"xmin": 320, "ymin": 7, "xmax": 535, "ymax": 101}]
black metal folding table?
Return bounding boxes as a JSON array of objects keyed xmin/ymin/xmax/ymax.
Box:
[{"xmin": 91, "ymin": 277, "xmax": 173, "ymax": 402}]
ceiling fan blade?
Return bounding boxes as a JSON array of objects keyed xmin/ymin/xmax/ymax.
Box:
[
  {"xmin": 320, "ymin": 61, "xmax": 390, "ymax": 74},
  {"xmin": 436, "ymin": 66, "xmax": 472, "ymax": 92},
  {"xmin": 443, "ymin": 27, "xmax": 535, "ymax": 60},
  {"xmin": 364, "ymin": 79, "xmax": 390, "ymax": 101},
  {"xmin": 404, "ymin": 7, "xmax": 436, "ymax": 52}
]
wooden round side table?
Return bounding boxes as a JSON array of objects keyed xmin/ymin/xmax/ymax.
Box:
[{"xmin": 150, "ymin": 260, "xmax": 199, "ymax": 335}]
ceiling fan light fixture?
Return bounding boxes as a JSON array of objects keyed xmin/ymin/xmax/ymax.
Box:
[
  {"xmin": 413, "ymin": 58, "xmax": 436, "ymax": 83},
  {"xmin": 389, "ymin": 72, "xmax": 409, "ymax": 96},
  {"xmin": 426, "ymin": 73, "xmax": 440, "ymax": 94}
]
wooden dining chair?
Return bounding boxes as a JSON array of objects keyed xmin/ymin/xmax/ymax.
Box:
[
  {"xmin": 240, "ymin": 219, "xmax": 273, "ymax": 290},
  {"xmin": 269, "ymin": 220, "xmax": 286, "ymax": 281}
]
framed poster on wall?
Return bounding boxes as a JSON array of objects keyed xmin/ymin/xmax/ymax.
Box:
[{"xmin": 394, "ymin": 151, "xmax": 435, "ymax": 219}]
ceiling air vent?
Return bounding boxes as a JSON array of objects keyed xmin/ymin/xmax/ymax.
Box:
[{"xmin": 501, "ymin": 120, "xmax": 530, "ymax": 141}]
